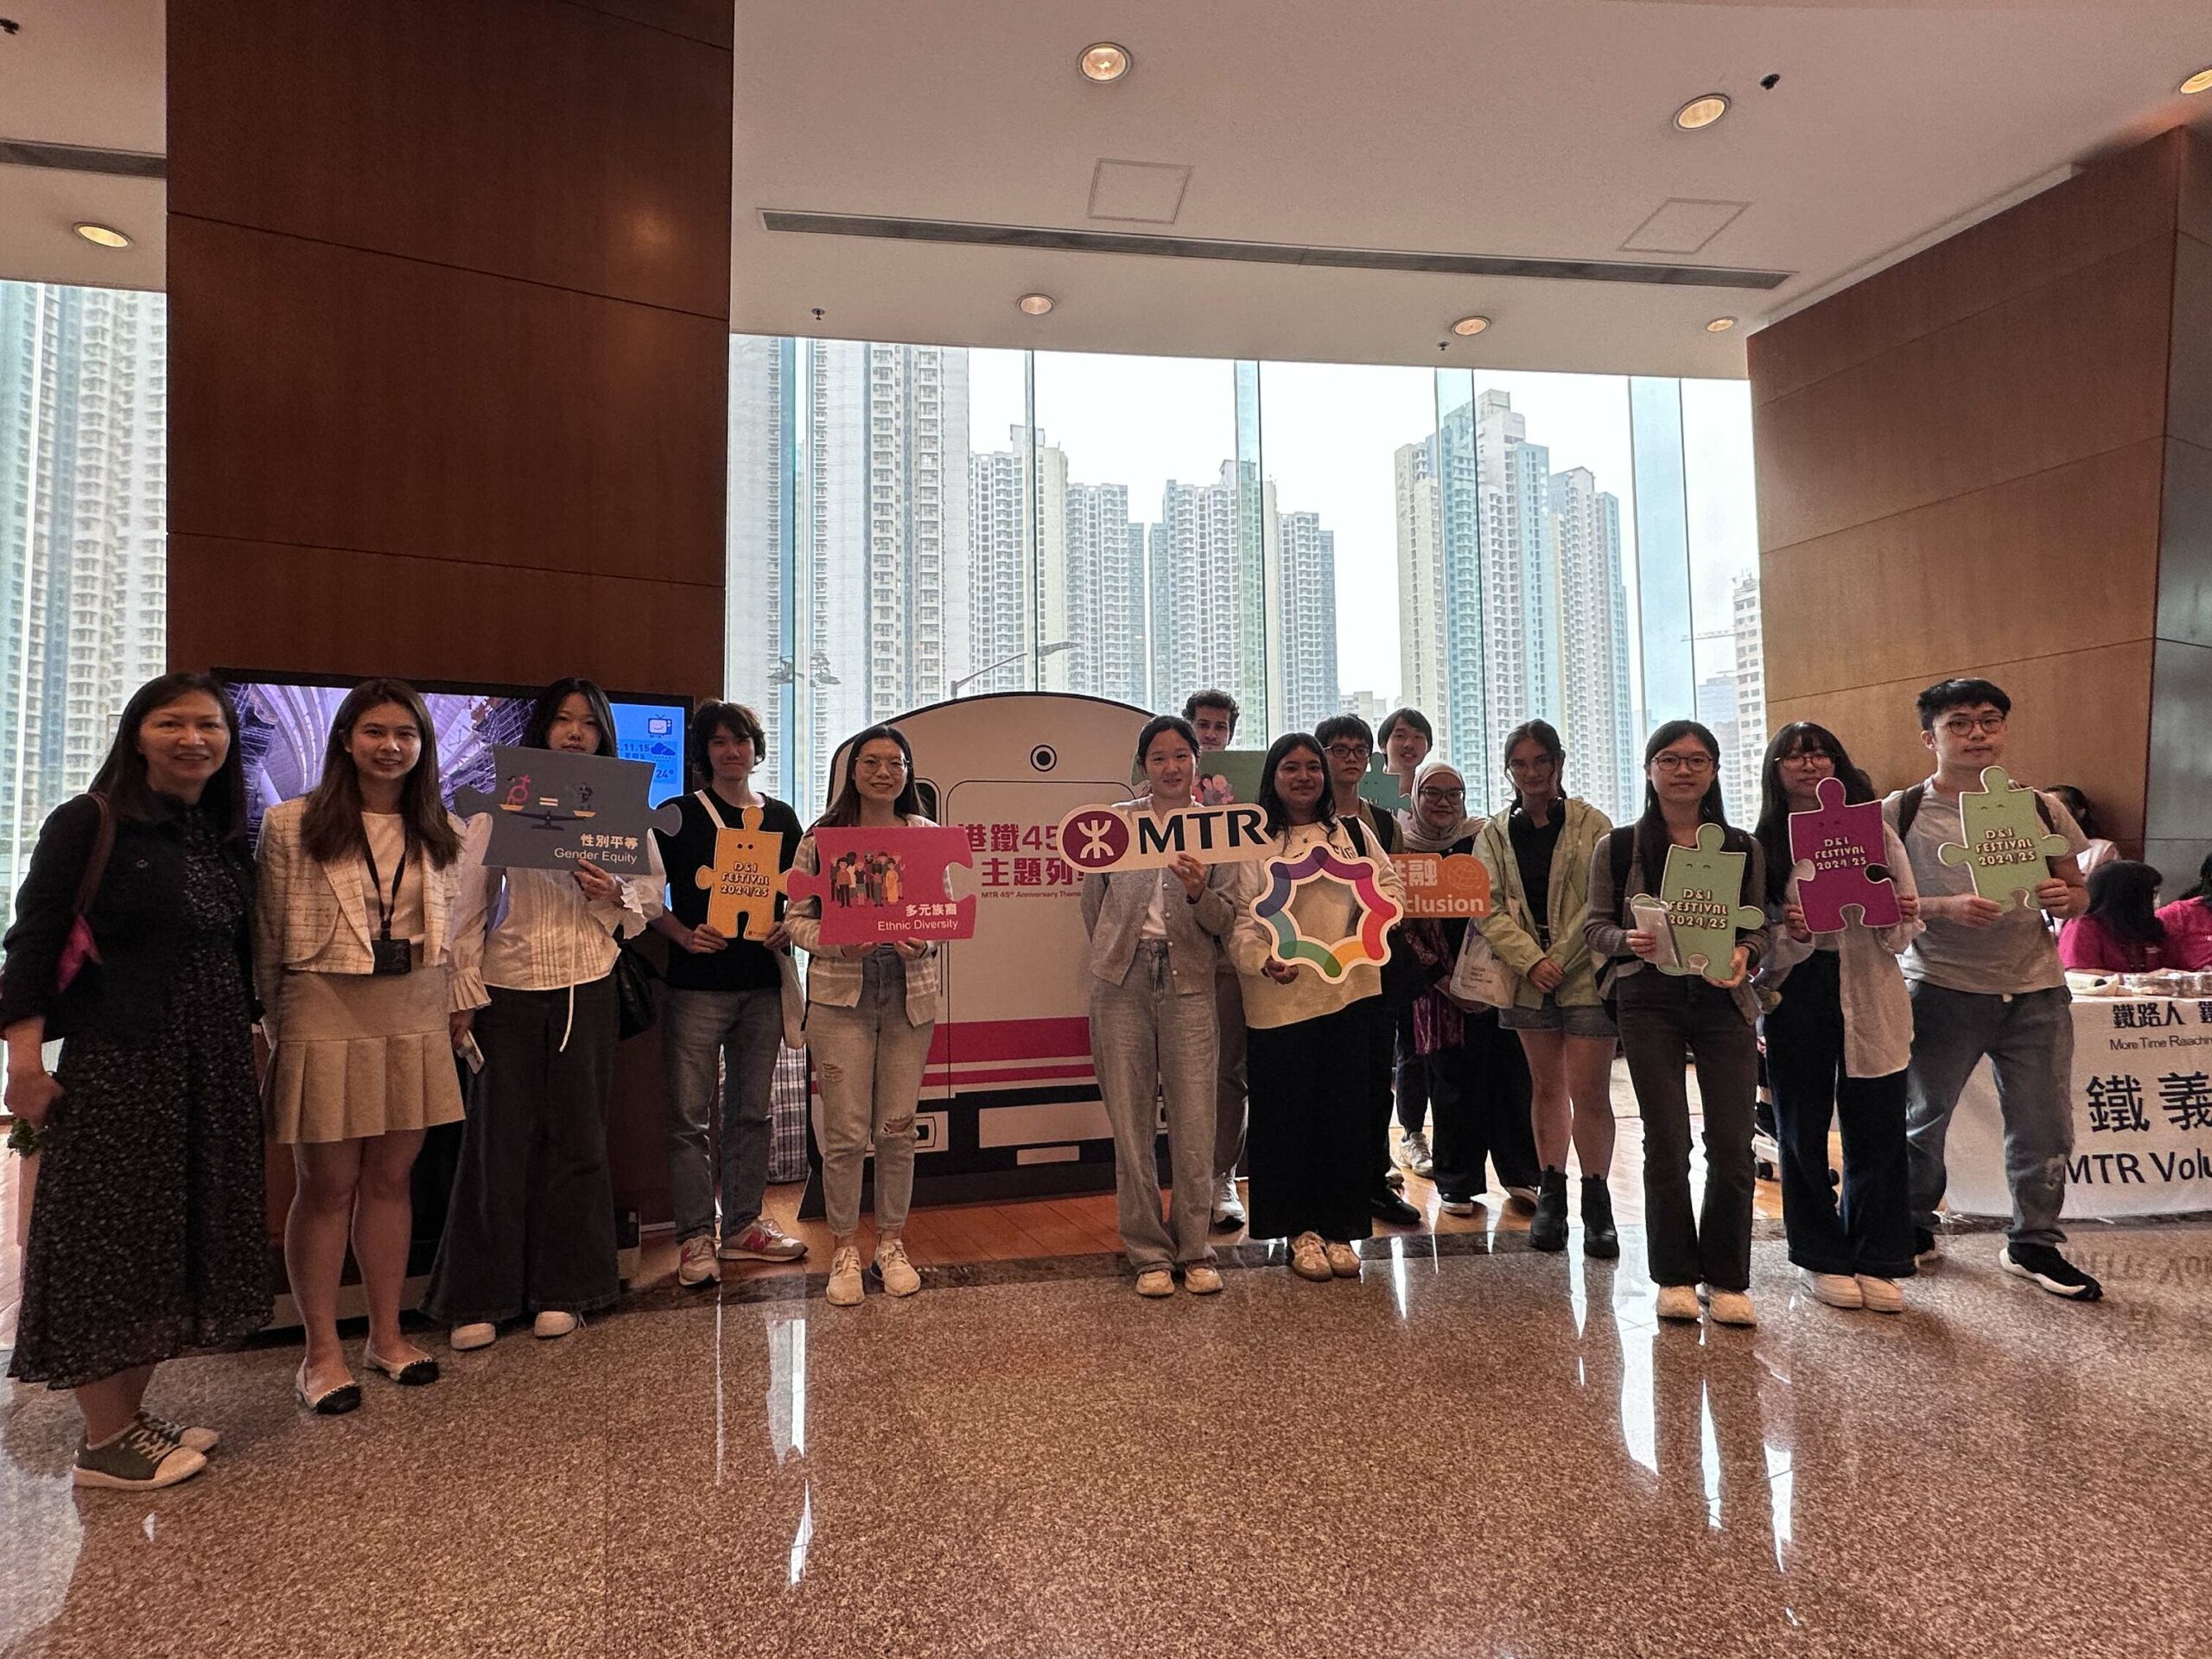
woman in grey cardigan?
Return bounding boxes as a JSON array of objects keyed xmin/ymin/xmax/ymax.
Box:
[{"xmin": 1081, "ymin": 715, "xmax": 1240, "ymax": 1297}]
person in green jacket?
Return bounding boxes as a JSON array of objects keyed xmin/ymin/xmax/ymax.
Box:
[{"xmin": 1471, "ymin": 720, "xmax": 1618, "ymax": 1257}]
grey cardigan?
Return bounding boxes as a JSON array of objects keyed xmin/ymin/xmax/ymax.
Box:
[
  {"xmin": 1080, "ymin": 849, "xmax": 1238, "ymax": 996},
  {"xmin": 1583, "ymin": 827, "xmax": 1770, "ymax": 1026}
]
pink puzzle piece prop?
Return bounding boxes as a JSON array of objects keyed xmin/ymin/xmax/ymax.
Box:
[
  {"xmin": 784, "ymin": 825, "xmax": 977, "ymax": 947},
  {"xmin": 1788, "ymin": 775, "xmax": 1901, "ymax": 932}
]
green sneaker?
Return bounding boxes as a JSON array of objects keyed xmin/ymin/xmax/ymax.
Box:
[
  {"xmin": 73, "ymin": 1419, "xmax": 206, "ymax": 1491},
  {"xmin": 137, "ymin": 1409, "xmax": 219, "ymax": 1454}
]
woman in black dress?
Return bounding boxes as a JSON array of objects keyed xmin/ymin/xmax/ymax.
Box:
[{"xmin": 1, "ymin": 673, "xmax": 267, "ymax": 1490}]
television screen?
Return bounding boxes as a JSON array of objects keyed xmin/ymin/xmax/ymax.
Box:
[{"xmin": 219, "ymin": 671, "xmax": 691, "ymax": 840}]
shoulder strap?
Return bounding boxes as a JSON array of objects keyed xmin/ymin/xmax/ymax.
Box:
[
  {"xmin": 2031, "ymin": 791, "xmax": 2055, "ymax": 832},
  {"xmin": 1608, "ymin": 824, "xmax": 1634, "ymax": 894},
  {"xmin": 1896, "ymin": 783, "xmax": 1926, "ymax": 841},
  {"xmin": 694, "ymin": 789, "xmax": 763, "ymax": 833},
  {"xmin": 75, "ymin": 792, "xmax": 115, "ymax": 918},
  {"xmin": 1343, "ymin": 817, "xmax": 1370, "ymax": 859}
]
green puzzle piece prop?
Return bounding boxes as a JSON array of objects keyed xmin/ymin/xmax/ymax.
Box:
[
  {"xmin": 1635, "ymin": 822, "xmax": 1765, "ymax": 978},
  {"xmin": 1935, "ymin": 765, "xmax": 2070, "ymax": 910}
]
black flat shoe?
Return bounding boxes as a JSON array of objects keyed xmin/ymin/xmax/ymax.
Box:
[
  {"xmin": 295, "ymin": 1369, "xmax": 363, "ymax": 1416},
  {"xmin": 1370, "ymin": 1191, "xmax": 1421, "ymax": 1226},
  {"xmin": 363, "ymin": 1346, "xmax": 441, "ymax": 1387}
]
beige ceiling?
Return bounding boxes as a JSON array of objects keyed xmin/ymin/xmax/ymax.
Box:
[{"xmin": 6, "ymin": 1, "xmax": 2209, "ymax": 377}]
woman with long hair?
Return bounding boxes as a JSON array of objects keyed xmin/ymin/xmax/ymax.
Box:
[
  {"xmin": 425, "ymin": 677, "xmax": 664, "ymax": 1351},
  {"xmin": 257, "ymin": 679, "xmax": 467, "ymax": 1410},
  {"xmin": 2059, "ymin": 861, "xmax": 2167, "ymax": 973},
  {"xmin": 1081, "ymin": 715, "xmax": 1237, "ymax": 1296},
  {"xmin": 785, "ymin": 725, "xmax": 942, "ymax": 1306},
  {"xmin": 1471, "ymin": 719, "xmax": 1618, "ymax": 1256},
  {"xmin": 1751, "ymin": 721, "xmax": 1923, "ymax": 1313},
  {"xmin": 1584, "ymin": 720, "xmax": 1769, "ymax": 1326},
  {"xmin": 647, "ymin": 702, "xmax": 808, "ymax": 1287},
  {"xmin": 1, "ymin": 673, "xmax": 265, "ymax": 1488},
  {"xmin": 1227, "ymin": 734, "xmax": 1405, "ymax": 1283},
  {"xmin": 2154, "ymin": 851, "xmax": 2212, "ymax": 970}
]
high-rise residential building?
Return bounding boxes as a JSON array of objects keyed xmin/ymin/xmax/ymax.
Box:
[
  {"xmin": 1549, "ymin": 466, "xmax": 1636, "ymax": 822},
  {"xmin": 0, "ymin": 283, "xmax": 169, "ymax": 915},
  {"xmin": 1340, "ymin": 689, "xmax": 1390, "ymax": 729},
  {"xmin": 1393, "ymin": 438, "xmax": 1449, "ymax": 749},
  {"xmin": 726, "ymin": 335, "xmax": 791, "ymax": 774},
  {"xmin": 728, "ymin": 338, "xmax": 971, "ymax": 809},
  {"xmin": 1274, "ymin": 507, "xmax": 1339, "ymax": 734},
  {"xmin": 1065, "ymin": 479, "xmax": 1147, "ymax": 707},
  {"xmin": 1731, "ymin": 570, "xmax": 1767, "ymax": 822},
  {"xmin": 1474, "ymin": 389, "xmax": 1561, "ymax": 750},
  {"xmin": 1696, "ymin": 673, "xmax": 1742, "ymax": 807},
  {"xmin": 966, "ymin": 426, "xmax": 1035, "ymax": 699},
  {"xmin": 1152, "ymin": 461, "xmax": 1267, "ymax": 726}
]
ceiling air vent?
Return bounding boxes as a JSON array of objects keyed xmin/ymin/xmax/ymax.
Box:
[{"xmin": 0, "ymin": 138, "xmax": 165, "ymax": 179}]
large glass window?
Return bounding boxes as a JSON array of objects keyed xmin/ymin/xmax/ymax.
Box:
[
  {"xmin": 724, "ymin": 335, "xmax": 1760, "ymax": 828},
  {"xmin": 0, "ymin": 281, "xmax": 168, "ymax": 919}
]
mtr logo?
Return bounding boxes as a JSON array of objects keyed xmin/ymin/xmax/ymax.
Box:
[{"xmin": 1058, "ymin": 804, "xmax": 1271, "ymax": 874}]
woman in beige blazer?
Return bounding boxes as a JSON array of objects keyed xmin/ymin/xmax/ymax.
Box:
[{"xmin": 255, "ymin": 679, "xmax": 467, "ymax": 1413}]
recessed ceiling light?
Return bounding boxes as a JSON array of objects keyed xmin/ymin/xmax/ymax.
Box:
[
  {"xmin": 73, "ymin": 221, "xmax": 131, "ymax": 249},
  {"xmin": 1017, "ymin": 293, "xmax": 1054, "ymax": 315},
  {"xmin": 1079, "ymin": 42, "xmax": 1131, "ymax": 83},
  {"xmin": 1674, "ymin": 93, "xmax": 1730, "ymax": 131},
  {"xmin": 1450, "ymin": 315, "xmax": 1491, "ymax": 337},
  {"xmin": 2182, "ymin": 66, "xmax": 2212, "ymax": 96},
  {"xmin": 1706, "ymin": 315, "xmax": 1737, "ymax": 334}
]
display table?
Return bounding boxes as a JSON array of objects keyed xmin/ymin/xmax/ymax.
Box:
[{"xmin": 1948, "ymin": 994, "xmax": 2212, "ymax": 1217}]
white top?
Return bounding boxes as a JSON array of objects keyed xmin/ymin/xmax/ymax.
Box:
[
  {"xmin": 1226, "ymin": 820, "xmax": 1403, "ymax": 1031},
  {"xmin": 360, "ymin": 812, "xmax": 425, "ymax": 946},
  {"xmin": 448, "ymin": 810, "xmax": 665, "ymax": 1001},
  {"xmin": 1139, "ymin": 871, "xmax": 1170, "ymax": 940},
  {"xmin": 1759, "ymin": 823, "xmax": 1923, "ymax": 1078}
]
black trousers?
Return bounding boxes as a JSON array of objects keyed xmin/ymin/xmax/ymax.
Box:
[
  {"xmin": 1248, "ymin": 1000, "xmax": 1380, "ymax": 1244},
  {"xmin": 1761, "ymin": 950, "xmax": 1915, "ymax": 1278},
  {"xmin": 1392, "ymin": 1003, "xmax": 1428, "ymax": 1137},
  {"xmin": 1426, "ymin": 1010, "xmax": 1541, "ymax": 1199},
  {"xmin": 1616, "ymin": 971, "xmax": 1759, "ymax": 1293},
  {"xmin": 425, "ymin": 976, "xmax": 622, "ymax": 1324}
]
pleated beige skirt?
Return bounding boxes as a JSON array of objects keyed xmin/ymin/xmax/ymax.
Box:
[{"xmin": 267, "ymin": 965, "xmax": 466, "ymax": 1145}]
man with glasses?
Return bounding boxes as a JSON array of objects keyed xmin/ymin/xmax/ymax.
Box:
[
  {"xmin": 1313, "ymin": 715, "xmax": 1421, "ymax": 1225},
  {"xmin": 1885, "ymin": 678, "xmax": 2100, "ymax": 1300}
]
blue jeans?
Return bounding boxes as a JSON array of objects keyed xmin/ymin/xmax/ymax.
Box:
[
  {"xmin": 660, "ymin": 986, "xmax": 781, "ymax": 1243},
  {"xmin": 1904, "ymin": 982, "xmax": 2073, "ymax": 1246}
]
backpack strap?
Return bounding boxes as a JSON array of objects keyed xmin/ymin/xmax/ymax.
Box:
[
  {"xmin": 1608, "ymin": 824, "xmax": 1635, "ymax": 897},
  {"xmin": 1896, "ymin": 783, "xmax": 1926, "ymax": 842},
  {"xmin": 1343, "ymin": 816, "xmax": 1370, "ymax": 861}
]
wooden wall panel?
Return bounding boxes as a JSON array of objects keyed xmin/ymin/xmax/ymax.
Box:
[
  {"xmin": 569, "ymin": 0, "xmax": 734, "ymax": 48},
  {"xmin": 171, "ymin": 535, "xmax": 723, "ymax": 701},
  {"xmin": 1765, "ymin": 639, "xmax": 2152, "ymax": 849},
  {"xmin": 1759, "ymin": 441, "xmax": 2164, "ymax": 704},
  {"xmin": 1752, "ymin": 236, "xmax": 2174, "ymax": 553},
  {"xmin": 168, "ymin": 218, "xmax": 727, "ymax": 583},
  {"xmin": 168, "ymin": 0, "xmax": 732, "ymax": 315},
  {"xmin": 1746, "ymin": 131, "xmax": 2183, "ymax": 407}
]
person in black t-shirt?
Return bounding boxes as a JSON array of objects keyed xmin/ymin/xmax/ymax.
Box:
[{"xmin": 649, "ymin": 702, "xmax": 808, "ymax": 1283}]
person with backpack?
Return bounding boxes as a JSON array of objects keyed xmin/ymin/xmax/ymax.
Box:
[
  {"xmin": 1886, "ymin": 678, "xmax": 2099, "ymax": 1300},
  {"xmin": 1377, "ymin": 709, "xmax": 1437, "ymax": 1179},
  {"xmin": 1227, "ymin": 734, "xmax": 1405, "ymax": 1282},
  {"xmin": 1751, "ymin": 723, "xmax": 1923, "ymax": 1313},
  {"xmin": 1182, "ymin": 689, "xmax": 1252, "ymax": 1231},
  {"xmin": 1081, "ymin": 715, "xmax": 1239, "ymax": 1296},
  {"xmin": 647, "ymin": 702, "xmax": 809, "ymax": 1290},
  {"xmin": 1584, "ymin": 721, "xmax": 1769, "ymax": 1326},
  {"xmin": 1470, "ymin": 720, "xmax": 1618, "ymax": 1255}
]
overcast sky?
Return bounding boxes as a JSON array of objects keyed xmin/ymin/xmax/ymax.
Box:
[{"xmin": 971, "ymin": 349, "xmax": 1758, "ymax": 704}]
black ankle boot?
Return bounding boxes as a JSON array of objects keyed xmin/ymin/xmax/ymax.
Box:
[
  {"xmin": 1529, "ymin": 1166, "xmax": 1569, "ymax": 1252},
  {"xmin": 1580, "ymin": 1174, "xmax": 1619, "ymax": 1259}
]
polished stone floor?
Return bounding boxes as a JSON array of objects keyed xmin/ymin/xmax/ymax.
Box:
[{"xmin": 4, "ymin": 1218, "xmax": 2207, "ymax": 1658}]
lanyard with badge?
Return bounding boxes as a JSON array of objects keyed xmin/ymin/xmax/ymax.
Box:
[{"xmin": 362, "ymin": 831, "xmax": 414, "ymax": 976}]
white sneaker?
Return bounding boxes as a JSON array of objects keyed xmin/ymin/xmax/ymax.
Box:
[
  {"xmin": 825, "ymin": 1245, "xmax": 864, "ymax": 1306},
  {"xmin": 1399, "ymin": 1128, "xmax": 1434, "ymax": 1179},
  {"xmin": 1855, "ymin": 1274, "xmax": 1904, "ymax": 1314},
  {"xmin": 1290, "ymin": 1231, "xmax": 1332, "ymax": 1282},
  {"xmin": 1802, "ymin": 1268, "xmax": 1864, "ymax": 1309},
  {"xmin": 1438, "ymin": 1195, "xmax": 1478, "ymax": 1217},
  {"xmin": 1656, "ymin": 1284, "xmax": 1701, "ymax": 1321},
  {"xmin": 1706, "ymin": 1288, "xmax": 1758, "ymax": 1327},
  {"xmin": 1183, "ymin": 1263, "xmax": 1224, "ymax": 1294},
  {"xmin": 1135, "ymin": 1268, "xmax": 1175, "ymax": 1298},
  {"xmin": 532, "ymin": 1311, "xmax": 579, "ymax": 1340},
  {"xmin": 1913, "ymin": 1230, "xmax": 1942, "ymax": 1270},
  {"xmin": 1211, "ymin": 1176, "xmax": 1246, "ymax": 1229},
  {"xmin": 1503, "ymin": 1185, "xmax": 1540, "ymax": 1211},
  {"xmin": 677, "ymin": 1234, "xmax": 719, "ymax": 1287},
  {"xmin": 873, "ymin": 1238, "xmax": 921, "ymax": 1298},
  {"xmin": 449, "ymin": 1322, "xmax": 497, "ymax": 1352},
  {"xmin": 1324, "ymin": 1240, "xmax": 1362, "ymax": 1278}
]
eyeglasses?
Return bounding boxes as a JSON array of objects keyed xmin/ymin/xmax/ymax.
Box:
[
  {"xmin": 1416, "ymin": 787, "xmax": 1465, "ymax": 804},
  {"xmin": 1652, "ymin": 753, "xmax": 1715, "ymax": 774},
  {"xmin": 1324, "ymin": 743, "xmax": 1371, "ymax": 761},
  {"xmin": 857, "ymin": 757, "xmax": 908, "ymax": 773},
  {"xmin": 1779, "ymin": 750, "xmax": 1834, "ymax": 768},
  {"xmin": 1938, "ymin": 714, "xmax": 2007, "ymax": 736}
]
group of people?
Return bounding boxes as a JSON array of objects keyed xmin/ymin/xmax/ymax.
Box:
[{"xmin": 0, "ymin": 667, "xmax": 2118, "ymax": 1495}]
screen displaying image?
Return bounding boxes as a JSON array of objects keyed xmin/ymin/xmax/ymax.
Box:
[{"xmin": 220, "ymin": 671, "xmax": 690, "ymax": 840}]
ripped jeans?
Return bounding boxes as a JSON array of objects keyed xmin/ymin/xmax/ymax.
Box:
[{"xmin": 807, "ymin": 950, "xmax": 933, "ymax": 1238}]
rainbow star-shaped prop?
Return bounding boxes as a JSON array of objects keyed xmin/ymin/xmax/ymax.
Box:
[{"xmin": 1254, "ymin": 845, "xmax": 1402, "ymax": 981}]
